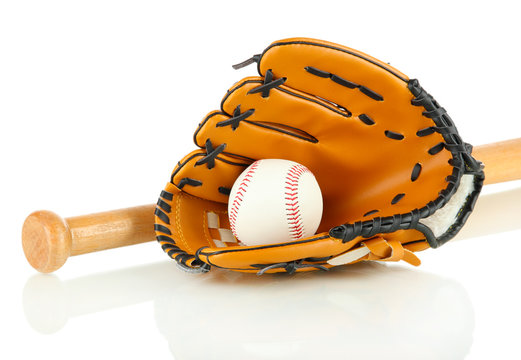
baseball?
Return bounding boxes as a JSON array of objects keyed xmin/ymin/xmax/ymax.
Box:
[{"xmin": 228, "ymin": 159, "xmax": 323, "ymax": 246}]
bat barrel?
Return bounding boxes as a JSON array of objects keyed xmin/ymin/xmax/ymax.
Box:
[
  {"xmin": 22, "ymin": 205, "xmax": 156, "ymax": 273},
  {"xmin": 473, "ymin": 138, "xmax": 521, "ymax": 185}
]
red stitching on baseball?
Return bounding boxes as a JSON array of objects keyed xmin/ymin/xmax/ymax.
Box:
[
  {"xmin": 229, "ymin": 160, "xmax": 261, "ymax": 242},
  {"xmin": 285, "ymin": 164, "xmax": 310, "ymax": 240}
]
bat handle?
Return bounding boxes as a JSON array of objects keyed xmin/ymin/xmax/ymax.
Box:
[{"xmin": 22, "ymin": 205, "xmax": 156, "ymax": 273}]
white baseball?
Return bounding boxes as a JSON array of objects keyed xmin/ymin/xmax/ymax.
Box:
[{"xmin": 228, "ymin": 159, "xmax": 323, "ymax": 246}]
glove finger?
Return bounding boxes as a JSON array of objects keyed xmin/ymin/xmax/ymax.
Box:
[
  {"xmin": 195, "ymin": 111, "xmax": 317, "ymax": 161},
  {"xmin": 194, "ymin": 77, "xmax": 348, "ymax": 160},
  {"xmin": 257, "ymin": 38, "xmax": 413, "ymax": 120},
  {"xmin": 169, "ymin": 146, "xmax": 250, "ymax": 204},
  {"xmin": 222, "ymin": 77, "xmax": 350, "ymax": 133}
]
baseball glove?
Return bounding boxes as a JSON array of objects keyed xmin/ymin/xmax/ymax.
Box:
[{"xmin": 154, "ymin": 38, "xmax": 484, "ymax": 275}]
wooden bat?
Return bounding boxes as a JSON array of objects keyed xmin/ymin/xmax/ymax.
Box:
[{"xmin": 22, "ymin": 138, "xmax": 521, "ymax": 273}]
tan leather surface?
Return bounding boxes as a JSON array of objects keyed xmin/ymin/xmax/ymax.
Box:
[{"xmin": 156, "ymin": 37, "xmax": 459, "ymax": 273}]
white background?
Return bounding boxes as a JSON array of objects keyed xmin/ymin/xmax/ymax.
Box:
[{"xmin": 1, "ymin": 1, "xmax": 521, "ymax": 359}]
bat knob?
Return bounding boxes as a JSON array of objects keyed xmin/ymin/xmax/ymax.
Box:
[{"xmin": 22, "ymin": 210, "xmax": 72, "ymax": 273}]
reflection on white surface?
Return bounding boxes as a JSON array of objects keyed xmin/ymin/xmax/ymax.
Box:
[{"xmin": 24, "ymin": 261, "xmax": 474, "ymax": 360}]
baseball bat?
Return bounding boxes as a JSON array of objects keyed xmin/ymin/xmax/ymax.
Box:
[{"xmin": 22, "ymin": 138, "xmax": 521, "ymax": 273}]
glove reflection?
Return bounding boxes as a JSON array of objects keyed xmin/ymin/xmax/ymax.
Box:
[{"xmin": 24, "ymin": 262, "xmax": 473, "ymax": 359}]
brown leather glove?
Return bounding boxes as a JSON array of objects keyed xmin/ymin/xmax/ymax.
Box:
[{"xmin": 154, "ymin": 38, "xmax": 484, "ymax": 275}]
